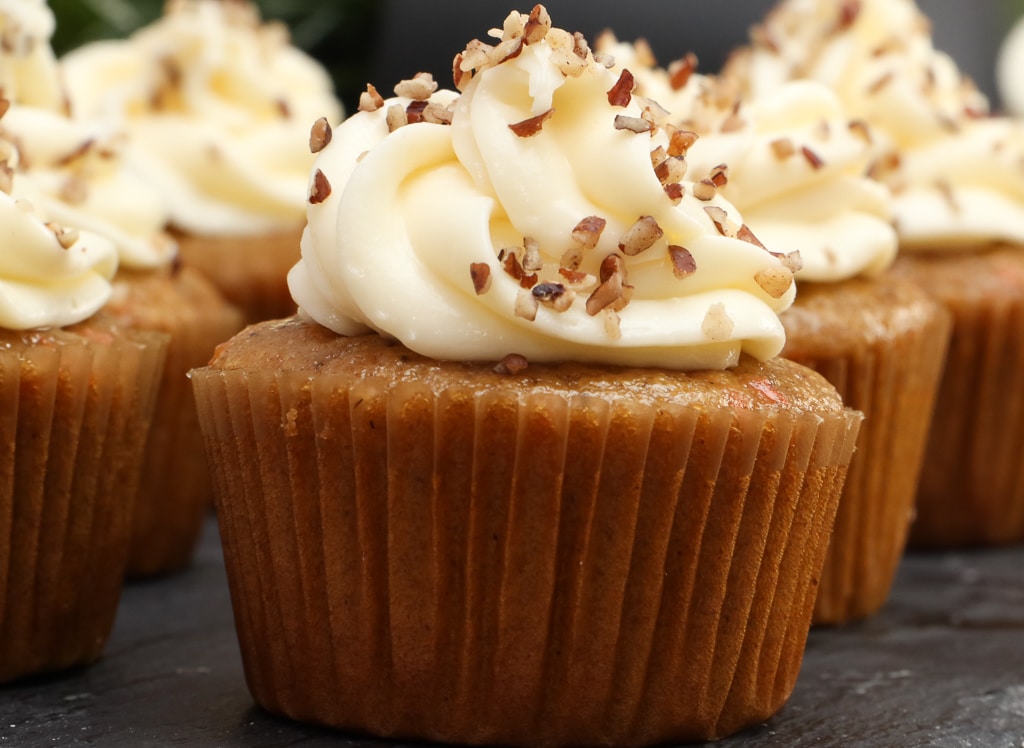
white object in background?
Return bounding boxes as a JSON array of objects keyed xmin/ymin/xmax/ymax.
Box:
[{"xmin": 998, "ymin": 13, "xmax": 1024, "ymax": 115}]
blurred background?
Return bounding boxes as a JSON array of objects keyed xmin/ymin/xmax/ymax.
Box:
[{"xmin": 48, "ymin": 0, "xmax": 1024, "ymax": 114}]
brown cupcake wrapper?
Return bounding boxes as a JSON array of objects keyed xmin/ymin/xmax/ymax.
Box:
[
  {"xmin": 175, "ymin": 227, "xmax": 302, "ymax": 325},
  {"xmin": 892, "ymin": 249, "xmax": 1024, "ymax": 547},
  {"xmin": 111, "ymin": 267, "xmax": 244, "ymax": 577},
  {"xmin": 0, "ymin": 324, "xmax": 166, "ymax": 683},
  {"xmin": 783, "ymin": 279, "xmax": 952, "ymax": 624},
  {"xmin": 194, "ymin": 367, "xmax": 860, "ymax": 745}
]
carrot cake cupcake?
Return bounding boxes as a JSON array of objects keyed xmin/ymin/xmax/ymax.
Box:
[
  {"xmin": 725, "ymin": 0, "xmax": 1023, "ymax": 548},
  {"xmin": 193, "ymin": 7, "xmax": 862, "ymax": 744},
  {"xmin": 0, "ymin": 126, "xmax": 166, "ymax": 682},
  {"xmin": 1, "ymin": 0, "xmax": 243, "ymax": 576},
  {"xmin": 61, "ymin": 0, "xmax": 344, "ymax": 323}
]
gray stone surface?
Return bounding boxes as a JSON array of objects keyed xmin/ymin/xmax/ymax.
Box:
[{"xmin": 2, "ymin": 518, "xmax": 1023, "ymax": 746}]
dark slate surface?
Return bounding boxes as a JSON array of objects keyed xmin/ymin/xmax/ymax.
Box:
[{"xmin": 3, "ymin": 517, "xmax": 1024, "ymax": 747}]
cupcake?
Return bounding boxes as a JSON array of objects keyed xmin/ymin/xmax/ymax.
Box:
[
  {"xmin": 0, "ymin": 0, "xmax": 244, "ymax": 576},
  {"xmin": 659, "ymin": 68, "xmax": 949, "ymax": 622},
  {"xmin": 0, "ymin": 133, "xmax": 166, "ymax": 683},
  {"xmin": 192, "ymin": 8, "xmax": 861, "ymax": 744},
  {"xmin": 61, "ymin": 0, "xmax": 344, "ymax": 324},
  {"xmin": 725, "ymin": 0, "xmax": 1024, "ymax": 548}
]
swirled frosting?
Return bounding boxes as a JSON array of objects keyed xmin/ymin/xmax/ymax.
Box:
[
  {"xmin": 682, "ymin": 81, "xmax": 897, "ymax": 281},
  {"xmin": 0, "ymin": 141, "xmax": 119, "ymax": 330},
  {"xmin": 3, "ymin": 107, "xmax": 176, "ymax": 270},
  {"xmin": 0, "ymin": 0, "xmax": 175, "ymax": 270},
  {"xmin": 723, "ymin": 0, "xmax": 1021, "ymax": 254},
  {"xmin": 599, "ymin": 35, "xmax": 896, "ymax": 282},
  {"xmin": 61, "ymin": 0, "xmax": 343, "ymax": 237},
  {"xmin": 290, "ymin": 9, "xmax": 798, "ymax": 370},
  {"xmin": 0, "ymin": 0, "xmax": 63, "ymax": 112},
  {"xmin": 884, "ymin": 117, "xmax": 1024, "ymax": 250},
  {"xmin": 723, "ymin": 0, "xmax": 988, "ymax": 151}
]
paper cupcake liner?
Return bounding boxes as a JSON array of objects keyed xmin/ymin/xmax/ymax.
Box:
[
  {"xmin": 782, "ymin": 278, "xmax": 951, "ymax": 624},
  {"xmin": 194, "ymin": 366, "xmax": 860, "ymax": 746},
  {"xmin": 176, "ymin": 226, "xmax": 302, "ymax": 325},
  {"xmin": 108, "ymin": 267, "xmax": 244, "ymax": 577},
  {"xmin": 0, "ymin": 321, "xmax": 166, "ymax": 683},
  {"xmin": 892, "ymin": 248, "xmax": 1024, "ymax": 547}
]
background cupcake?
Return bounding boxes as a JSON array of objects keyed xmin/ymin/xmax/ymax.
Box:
[
  {"xmin": 194, "ymin": 8, "xmax": 862, "ymax": 745},
  {"xmin": 603, "ymin": 34, "xmax": 951, "ymax": 623},
  {"xmin": 0, "ymin": 129, "xmax": 166, "ymax": 683},
  {"xmin": 0, "ymin": 0, "xmax": 244, "ymax": 577},
  {"xmin": 725, "ymin": 0, "xmax": 1024, "ymax": 548},
  {"xmin": 60, "ymin": 0, "xmax": 344, "ymax": 324}
]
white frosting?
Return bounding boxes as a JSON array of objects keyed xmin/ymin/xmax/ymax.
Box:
[
  {"xmin": 0, "ymin": 0, "xmax": 63, "ymax": 112},
  {"xmin": 2, "ymin": 106, "xmax": 176, "ymax": 269},
  {"xmin": 891, "ymin": 117, "xmax": 1024, "ymax": 250},
  {"xmin": 724, "ymin": 0, "xmax": 1020, "ymax": 254},
  {"xmin": 725, "ymin": 0, "xmax": 988, "ymax": 152},
  {"xmin": 0, "ymin": 165, "xmax": 118, "ymax": 330},
  {"xmin": 290, "ymin": 15, "xmax": 797, "ymax": 370},
  {"xmin": 684, "ymin": 81, "xmax": 897, "ymax": 281},
  {"xmin": 61, "ymin": 0, "xmax": 343, "ymax": 236},
  {"xmin": 0, "ymin": 0, "xmax": 175, "ymax": 270}
]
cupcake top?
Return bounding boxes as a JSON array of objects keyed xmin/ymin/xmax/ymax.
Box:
[
  {"xmin": 603, "ymin": 35, "xmax": 896, "ymax": 283},
  {"xmin": 61, "ymin": 0, "xmax": 344, "ymax": 237},
  {"xmin": 0, "ymin": 0, "xmax": 64, "ymax": 111},
  {"xmin": 0, "ymin": 126, "xmax": 118, "ymax": 330},
  {"xmin": 723, "ymin": 0, "xmax": 987, "ymax": 152},
  {"xmin": 0, "ymin": 0, "xmax": 175, "ymax": 271},
  {"xmin": 724, "ymin": 0, "xmax": 1024, "ymax": 254},
  {"xmin": 290, "ymin": 7, "xmax": 801, "ymax": 371}
]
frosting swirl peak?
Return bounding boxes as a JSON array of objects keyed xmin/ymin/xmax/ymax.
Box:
[{"xmin": 290, "ymin": 8, "xmax": 798, "ymax": 370}]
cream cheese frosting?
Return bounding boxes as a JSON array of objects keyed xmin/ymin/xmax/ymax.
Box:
[
  {"xmin": 289, "ymin": 8, "xmax": 798, "ymax": 370},
  {"xmin": 883, "ymin": 117, "xmax": 1024, "ymax": 251},
  {"xmin": 724, "ymin": 0, "xmax": 1022, "ymax": 255},
  {"xmin": 599, "ymin": 38, "xmax": 896, "ymax": 282},
  {"xmin": 682, "ymin": 80, "xmax": 897, "ymax": 281},
  {"xmin": 0, "ymin": 140, "xmax": 118, "ymax": 330},
  {"xmin": 3, "ymin": 107, "xmax": 176, "ymax": 270},
  {"xmin": 0, "ymin": 0, "xmax": 175, "ymax": 270},
  {"xmin": 0, "ymin": 0, "xmax": 64, "ymax": 112},
  {"xmin": 61, "ymin": 0, "xmax": 343, "ymax": 237},
  {"xmin": 723, "ymin": 0, "xmax": 988, "ymax": 152}
]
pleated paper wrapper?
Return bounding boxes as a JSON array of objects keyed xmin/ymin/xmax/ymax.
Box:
[
  {"xmin": 0, "ymin": 321, "xmax": 166, "ymax": 683},
  {"xmin": 782, "ymin": 277, "xmax": 952, "ymax": 625},
  {"xmin": 175, "ymin": 226, "xmax": 302, "ymax": 325},
  {"xmin": 108, "ymin": 266, "xmax": 244, "ymax": 577},
  {"xmin": 194, "ymin": 361, "xmax": 861, "ymax": 746},
  {"xmin": 892, "ymin": 246, "xmax": 1024, "ymax": 548}
]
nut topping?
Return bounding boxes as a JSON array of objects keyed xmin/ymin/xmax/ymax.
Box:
[
  {"xmin": 470, "ymin": 263, "xmax": 492, "ymax": 294},
  {"xmin": 607, "ymin": 69, "xmax": 635, "ymax": 108},
  {"xmin": 618, "ymin": 216, "xmax": 663, "ymax": 256},
  {"xmin": 701, "ymin": 302, "xmax": 734, "ymax": 341},
  {"xmin": 668, "ymin": 245, "xmax": 697, "ymax": 279},
  {"xmin": 309, "ymin": 169, "xmax": 331, "ymax": 204},
  {"xmin": 393, "ymin": 72, "xmax": 438, "ymax": 101},
  {"xmin": 523, "ymin": 5, "xmax": 552, "ymax": 45},
  {"xmin": 613, "ymin": 115, "xmax": 653, "ymax": 134},
  {"xmin": 668, "ymin": 52, "xmax": 698, "ymax": 91},
  {"xmin": 509, "ymin": 108, "xmax": 555, "ymax": 137},
  {"xmin": 358, "ymin": 84, "xmax": 385, "ymax": 112},
  {"xmin": 571, "ymin": 215, "xmax": 607, "ymax": 249},
  {"xmin": 309, "ymin": 117, "xmax": 333, "ymax": 153},
  {"xmin": 754, "ymin": 266, "xmax": 794, "ymax": 298},
  {"xmin": 494, "ymin": 353, "xmax": 529, "ymax": 375}
]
